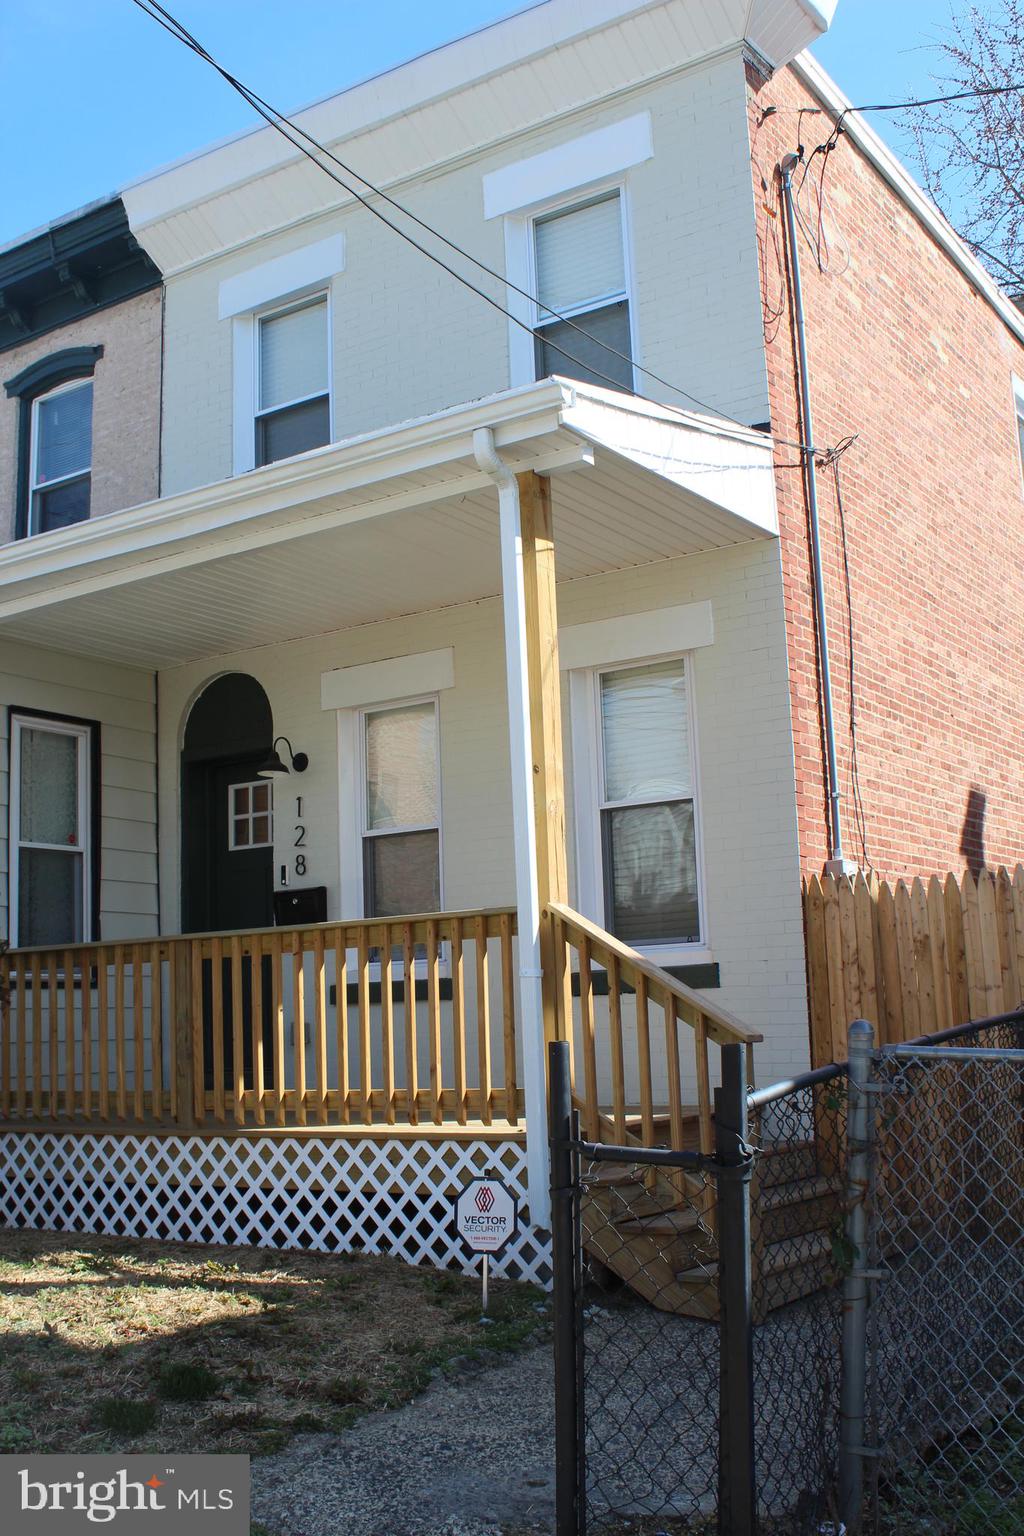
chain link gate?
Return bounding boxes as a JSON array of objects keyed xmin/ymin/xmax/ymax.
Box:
[{"xmin": 837, "ymin": 1018, "xmax": 1024, "ymax": 1536}]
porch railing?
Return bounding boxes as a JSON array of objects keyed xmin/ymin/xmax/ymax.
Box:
[
  {"xmin": 0, "ymin": 910, "xmax": 520, "ymax": 1131},
  {"xmin": 547, "ymin": 902, "xmax": 762, "ymax": 1155}
]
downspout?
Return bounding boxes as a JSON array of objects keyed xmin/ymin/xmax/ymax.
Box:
[
  {"xmin": 780, "ymin": 154, "xmax": 850, "ymax": 874},
  {"xmin": 472, "ymin": 426, "xmax": 551, "ymax": 1229}
]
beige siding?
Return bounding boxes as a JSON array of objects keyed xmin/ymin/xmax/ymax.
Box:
[
  {"xmin": 0, "ymin": 288, "xmax": 162, "ymax": 545},
  {"xmin": 157, "ymin": 543, "xmax": 807, "ymax": 1084},
  {"xmin": 0, "ymin": 641, "xmax": 158, "ymax": 943},
  {"xmin": 158, "ymin": 53, "xmax": 767, "ymax": 495}
]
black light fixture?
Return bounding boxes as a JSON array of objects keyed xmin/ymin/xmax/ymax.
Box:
[{"xmin": 257, "ymin": 736, "xmax": 309, "ymax": 778}]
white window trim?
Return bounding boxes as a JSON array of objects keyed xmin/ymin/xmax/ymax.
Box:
[
  {"xmin": 502, "ymin": 179, "xmax": 640, "ymax": 392},
  {"xmin": 1013, "ymin": 374, "xmax": 1024, "ymax": 493},
  {"xmin": 227, "ymin": 780, "xmax": 274, "ymax": 852},
  {"xmin": 337, "ymin": 694, "xmax": 444, "ymax": 951},
  {"xmin": 28, "ymin": 378, "xmax": 93, "ymax": 537},
  {"xmin": 232, "ymin": 284, "xmax": 336, "ymax": 475},
  {"xmin": 569, "ymin": 653, "xmax": 710, "ymax": 968},
  {"xmin": 482, "ymin": 113, "xmax": 653, "ymax": 220},
  {"xmin": 9, "ymin": 713, "xmax": 93, "ymax": 948},
  {"xmin": 321, "ymin": 647, "xmax": 455, "ymax": 712}
]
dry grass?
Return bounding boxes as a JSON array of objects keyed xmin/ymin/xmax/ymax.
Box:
[{"xmin": 0, "ymin": 1229, "xmax": 547, "ymax": 1457}]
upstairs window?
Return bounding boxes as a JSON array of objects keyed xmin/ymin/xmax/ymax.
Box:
[
  {"xmin": 255, "ymin": 294, "xmax": 330, "ymax": 467},
  {"xmin": 29, "ymin": 379, "xmax": 93, "ymax": 534},
  {"xmin": 362, "ymin": 699, "xmax": 441, "ymax": 918},
  {"xmin": 533, "ymin": 191, "xmax": 633, "ymax": 392},
  {"xmin": 596, "ymin": 658, "xmax": 700, "ymax": 946}
]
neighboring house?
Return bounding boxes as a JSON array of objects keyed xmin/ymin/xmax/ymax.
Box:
[{"xmin": 1, "ymin": 0, "xmax": 1023, "ymax": 1292}]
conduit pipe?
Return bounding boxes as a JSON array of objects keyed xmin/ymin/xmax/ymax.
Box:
[
  {"xmin": 781, "ymin": 154, "xmax": 849, "ymax": 873},
  {"xmin": 472, "ymin": 426, "xmax": 550, "ymax": 1227}
]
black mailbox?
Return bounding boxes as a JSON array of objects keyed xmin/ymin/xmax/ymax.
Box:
[{"xmin": 273, "ymin": 886, "xmax": 328, "ymax": 926}]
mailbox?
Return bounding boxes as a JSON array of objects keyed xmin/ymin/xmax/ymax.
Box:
[{"xmin": 273, "ymin": 886, "xmax": 328, "ymax": 926}]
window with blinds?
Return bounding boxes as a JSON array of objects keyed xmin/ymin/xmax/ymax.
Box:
[
  {"xmin": 10, "ymin": 714, "xmax": 93, "ymax": 947},
  {"xmin": 533, "ymin": 191, "xmax": 633, "ymax": 391},
  {"xmin": 362, "ymin": 699, "xmax": 441, "ymax": 918},
  {"xmin": 597, "ymin": 658, "xmax": 700, "ymax": 945},
  {"xmin": 29, "ymin": 379, "xmax": 93, "ymax": 534},
  {"xmin": 255, "ymin": 294, "xmax": 330, "ymax": 467}
]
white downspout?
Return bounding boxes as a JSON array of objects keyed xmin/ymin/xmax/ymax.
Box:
[{"xmin": 472, "ymin": 426, "xmax": 550, "ymax": 1230}]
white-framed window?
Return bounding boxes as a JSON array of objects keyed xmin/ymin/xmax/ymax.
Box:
[
  {"xmin": 9, "ymin": 714, "xmax": 93, "ymax": 947},
  {"xmin": 571, "ymin": 655, "xmax": 704, "ymax": 954},
  {"xmin": 228, "ymin": 780, "xmax": 273, "ymax": 850},
  {"xmin": 1014, "ymin": 376, "xmax": 1024, "ymax": 489},
  {"xmin": 255, "ymin": 293, "xmax": 331, "ymax": 467},
  {"xmin": 360, "ymin": 697, "xmax": 442, "ymax": 918},
  {"xmin": 531, "ymin": 189, "xmax": 634, "ymax": 392},
  {"xmin": 28, "ymin": 378, "xmax": 93, "ymax": 534}
]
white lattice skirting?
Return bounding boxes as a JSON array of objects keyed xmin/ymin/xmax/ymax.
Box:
[{"xmin": 0, "ymin": 1133, "xmax": 551, "ymax": 1287}]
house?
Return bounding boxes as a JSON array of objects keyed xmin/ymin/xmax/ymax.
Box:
[{"xmin": 2, "ymin": 0, "xmax": 1023, "ymax": 1291}]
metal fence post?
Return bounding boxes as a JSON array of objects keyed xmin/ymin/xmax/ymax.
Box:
[
  {"xmin": 838, "ymin": 1018, "xmax": 876, "ymax": 1534},
  {"xmin": 716, "ymin": 1042, "xmax": 757, "ymax": 1536},
  {"xmin": 550, "ymin": 1039, "xmax": 582, "ymax": 1536}
]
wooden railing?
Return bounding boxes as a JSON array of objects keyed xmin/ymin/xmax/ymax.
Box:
[
  {"xmin": 0, "ymin": 910, "xmax": 520, "ymax": 1131},
  {"xmin": 547, "ymin": 902, "xmax": 762, "ymax": 1155}
]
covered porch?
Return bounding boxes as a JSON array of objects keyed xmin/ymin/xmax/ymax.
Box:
[{"xmin": 0, "ymin": 378, "xmax": 782, "ymax": 1262}]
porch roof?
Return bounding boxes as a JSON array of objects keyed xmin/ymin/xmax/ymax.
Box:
[{"xmin": 0, "ymin": 379, "xmax": 778, "ymax": 668}]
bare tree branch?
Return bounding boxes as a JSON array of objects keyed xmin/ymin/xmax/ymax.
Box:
[{"xmin": 911, "ymin": 1, "xmax": 1024, "ymax": 295}]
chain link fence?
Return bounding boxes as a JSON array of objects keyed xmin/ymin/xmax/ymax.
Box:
[
  {"xmin": 860, "ymin": 1017, "xmax": 1024, "ymax": 1536},
  {"xmin": 549, "ymin": 1013, "xmax": 1024, "ymax": 1536}
]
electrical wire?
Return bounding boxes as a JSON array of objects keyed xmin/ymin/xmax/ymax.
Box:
[
  {"xmin": 128, "ymin": 0, "xmax": 823, "ymax": 459},
  {"xmin": 827, "ymin": 438, "xmax": 870, "ymax": 870},
  {"xmin": 765, "ymin": 80, "xmax": 1024, "ymax": 120}
]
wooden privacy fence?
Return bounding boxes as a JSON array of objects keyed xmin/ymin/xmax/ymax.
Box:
[
  {"xmin": 804, "ymin": 865, "xmax": 1024, "ymax": 1067},
  {"xmin": 0, "ymin": 910, "xmax": 520, "ymax": 1131},
  {"xmin": 547, "ymin": 901, "xmax": 762, "ymax": 1155}
]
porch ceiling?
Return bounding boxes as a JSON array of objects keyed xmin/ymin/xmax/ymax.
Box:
[{"xmin": 0, "ymin": 379, "xmax": 778, "ymax": 669}]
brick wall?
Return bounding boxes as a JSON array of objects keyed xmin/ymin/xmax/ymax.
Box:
[
  {"xmin": 0, "ymin": 288, "xmax": 162, "ymax": 544},
  {"xmin": 749, "ymin": 63, "xmax": 1024, "ymax": 882}
]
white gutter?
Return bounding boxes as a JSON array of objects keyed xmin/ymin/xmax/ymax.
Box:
[
  {"xmin": 472, "ymin": 425, "xmax": 550, "ymax": 1230},
  {"xmin": 794, "ymin": 52, "xmax": 1024, "ymax": 351}
]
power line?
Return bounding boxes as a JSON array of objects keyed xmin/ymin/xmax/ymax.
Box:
[
  {"xmin": 129, "ymin": 0, "xmax": 820, "ymax": 460},
  {"xmin": 764, "ymin": 80, "xmax": 1024, "ymax": 123}
]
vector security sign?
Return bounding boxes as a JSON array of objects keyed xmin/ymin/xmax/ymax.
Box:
[{"xmin": 454, "ymin": 1178, "xmax": 518, "ymax": 1255}]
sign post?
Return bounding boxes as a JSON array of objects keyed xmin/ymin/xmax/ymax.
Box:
[{"xmin": 453, "ymin": 1177, "xmax": 518, "ymax": 1314}]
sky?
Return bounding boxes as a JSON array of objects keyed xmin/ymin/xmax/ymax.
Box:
[{"xmin": 0, "ymin": 0, "xmax": 959, "ymax": 248}]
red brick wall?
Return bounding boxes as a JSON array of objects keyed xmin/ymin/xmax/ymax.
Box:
[{"xmin": 749, "ymin": 63, "xmax": 1024, "ymax": 882}]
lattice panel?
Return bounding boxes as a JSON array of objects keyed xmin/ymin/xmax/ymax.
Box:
[{"xmin": 0, "ymin": 1133, "xmax": 551, "ymax": 1287}]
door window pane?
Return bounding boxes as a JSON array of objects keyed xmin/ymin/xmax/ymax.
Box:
[
  {"xmin": 366, "ymin": 830, "xmax": 441, "ymax": 917},
  {"xmin": 20, "ymin": 727, "xmax": 78, "ymax": 845},
  {"xmin": 259, "ymin": 298, "xmax": 328, "ymax": 411},
  {"xmin": 603, "ymin": 801, "xmax": 698, "ymax": 944},
  {"xmin": 35, "ymin": 382, "xmax": 93, "ymax": 484},
  {"xmin": 601, "ymin": 660, "xmax": 691, "ymax": 803},
  {"xmin": 365, "ymin": 703, "xmax": 439, "ymax": 830}
]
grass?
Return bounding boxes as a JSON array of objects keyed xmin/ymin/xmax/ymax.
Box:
[{"xmin": 0, "ymin": 1229, "xmax": 548, "ymax": 1459}]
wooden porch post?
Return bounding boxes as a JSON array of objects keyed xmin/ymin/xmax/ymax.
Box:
[{"xmin": 517, "ymin": 470, "xmax": 568, "ymax": 1046}]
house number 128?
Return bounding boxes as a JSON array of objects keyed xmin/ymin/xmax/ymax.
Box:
[{"xmin": 294, "ymin": 796, "xmax": 307, "ymax": 878}]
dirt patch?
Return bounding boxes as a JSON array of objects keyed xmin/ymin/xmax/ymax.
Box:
[{"xmin": 0, "ymin": 1229, "xmax": 547, "ymax": 1458}]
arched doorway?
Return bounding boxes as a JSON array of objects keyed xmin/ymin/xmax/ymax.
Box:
[{"xmin": 181, "ymin": 673, "xmax": 274, "ymax": 933}]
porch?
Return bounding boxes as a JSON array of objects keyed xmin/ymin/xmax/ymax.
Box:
[{"xmin": 0, "ymin": 376, "xmax": 791, "ymax": 1285}]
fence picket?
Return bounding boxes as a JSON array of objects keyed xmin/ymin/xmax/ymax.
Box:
[
  {"xmin": 910, "ymin": 879, "xmax": 936, "ymax": 1037},
  {"xmin": 876, "ymin": 880, "xmax": 902, "ymax": 1046}
]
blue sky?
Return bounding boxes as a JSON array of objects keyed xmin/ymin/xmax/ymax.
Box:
[{"xmin": 0, "ymin": 0, "xmax": 955, "ymax": 247}]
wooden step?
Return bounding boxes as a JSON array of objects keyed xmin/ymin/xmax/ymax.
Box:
[
  {"xmin": 757, "ymin": 1173, "xmax": 842, "ymax": 1244},
  {"xmin": 613, "ymin": 1207, "xmax": 703, "ymax": 1237},
  {"xmin": 755, "ymin": 1140, "xmax": 819, "ymax": 1190}
]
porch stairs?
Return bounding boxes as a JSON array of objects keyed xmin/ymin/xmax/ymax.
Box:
[{"xmin": 580, "ymin": 1124, "xmax": 842, "ymax": 1322}]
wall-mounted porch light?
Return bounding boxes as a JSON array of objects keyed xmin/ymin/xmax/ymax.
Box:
[{"xmin": 257, "ymin": 736, "xmax": 309, "ymax": 777}]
